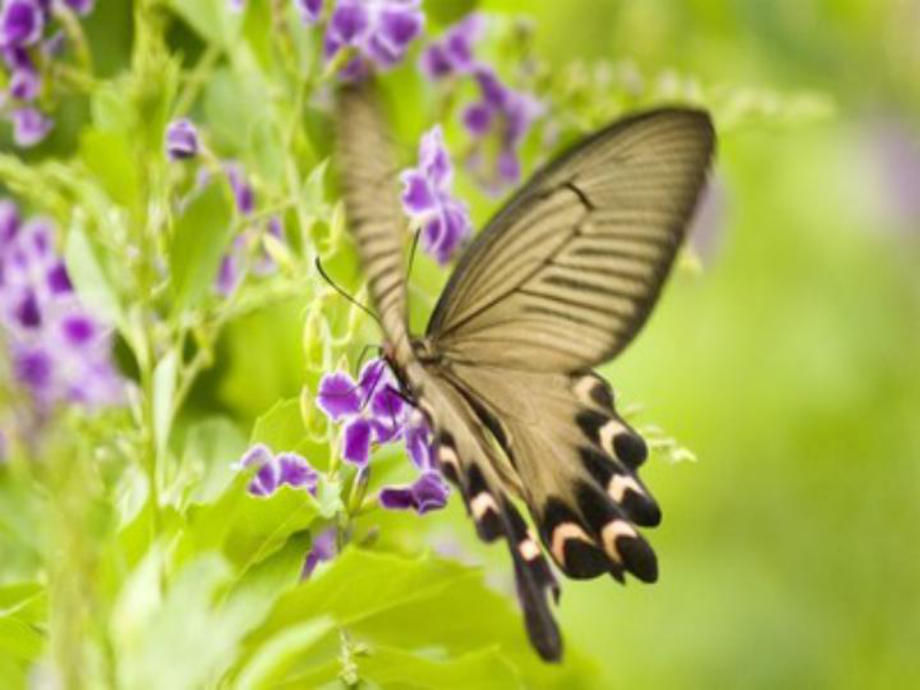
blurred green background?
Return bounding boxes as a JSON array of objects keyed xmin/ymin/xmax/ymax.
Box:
[
  {"xmin": 513, "ymin": 1, "xmax": 920, "ymax": 688},
  {"xmin": 11, "ymin": 0, "xmax": 920, "ymax": 687}
]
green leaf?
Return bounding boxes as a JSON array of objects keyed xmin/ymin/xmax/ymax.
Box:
[
  {"xmin": 64, "ymin": 219, "xmax": 124, "ymax": 330},
  {"xmin": 169, "ymin": 182, "xmax": 233, "ymax": 314},
  {"xmin": 153, "ymin": 350, "xmax": 178, "ymax": 462},
  {"xmin": 225, "ymin": 487, "xmax": 322, "ymax": 567},
  {"xmin": 164, "ymin": 0, "xmax": 243, "ymax": 49},
  {"xmin": 351, "ymin": 563, "xmax": 596, "ymax": 688},
  {"xmin": 180, "ymin": 417, "xmax": 248, "ymax": 505},
  {"xmin": 91, "ymin": 86, "xmax": 134, "ymax": 134},
  {"xmin": 79, "ymin": 129, "xmax": 139, "ymax": 209},
  {"xmin": 234, "ymin": 618, "xmax": 335, "ymax": 690},
  {"xmin": 257, "ymin": 549, "xmax": 475, "ymax": 640},
  {"xmin": 116, "ymin": 553, "xmax": 240, "ymax": 690},
  {"xmin": 357, "ymin": 646, "xmax": 520, "ymax": 690},
  {"xmin": 179, "ymin": 471, "xmax": 331, "ymax": 570},
  {"xmin": 242, "ymin": 0, "xmax": 275, "ymax": 74},
  {"xmin": 250, "ymin": 398, "xmax": 308, "ymax": 453},
  {"xmin": 0, "ymin": 583, "xmax": 45, "ymax": 622},
  {"xmin": 0, "ymin": 616, "xmax": 43, "ymax": 662},
  {"xmin": 203, "ymin": 68, "xmax": 270, "ymax": 153},
  {"xmin": 248, "ymin": 117, "xmax": 285, "ymax": 187}
]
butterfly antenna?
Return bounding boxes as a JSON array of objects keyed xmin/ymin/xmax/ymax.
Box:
[
  {"xmin": 352, "ymin": 343, "xmax": 382, "ymax": 380},
  {"xmin": 314, "ymin": 256, "xmax": 383, "ymax": 329}
]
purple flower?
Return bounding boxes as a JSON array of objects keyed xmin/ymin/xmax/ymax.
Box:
[
  {"xmin": 400, "ymin": 125, "xmax": 471, "ymax": 264},
  {"xmin": 302, "ymin": 527, "xmax": 337, "ymax": 578},
  {"xmin": 324, "ymin": 0, "xmax": 424, "ymax": 78},
  {"xmin": 295, "ymin": 0, "xmax": 323, "ymax": 24},
  {"xmin": 316, "ymin": 358, "xmax": 406, "ymax": 465},
  {"xmin": 215, "ymin": 238, "xmax": 244, "ymax": 297},
  {"xmin": 3, "ymin": 46, "xmax": 39, "ymax": 101},
  {"xmin": 9, "ymin": 107, "xmax": 52, "ymax": 147},
  {"xmin": 252, "ymin": 216, "xmax": 284, "ymax": 276},
  {"xmin": 165, "ymin": 118, "xmax": 199, "ymax": 160},
  {"xmin": 225, "ymin": 162, "xmax": 255, "ymax": 216},
  {"xmin": 227, "ymin": 0, "xmax": 246, "ymax": 13},
  {"xmin": 214, "ymin": 219, "xmax": 285, "ymax": 296},
  {"xmin": 379, "ymin": 470, "xmax": 450, "ymax": 514},
  {"xmin": 62, "ymin": 0, "xmax": 95, "ymax": 15},
  {"xmin": 0, "ymin": 0, "xmax": 45, "ymax": 48},
  {"xmin": 462, "ymin": 67, "xmax": 542, "ymax": 188},
  {"xmin": 0, "ymin": 202, "xmax": 125, "ymax": 412},
  {"xmin": 420, "ymin": 12, "xmax": 482, "ymax": 80},
  {"xmin": 237, "ymin": 444, "xmax": 319, "ymax": 497},
  {"xmin": 0, "ymin": 199, "xmax": 19, "ymax": 249},
  {"xmin": 13, "ymin": 344, "xmax": 53, "ymax": 391}
]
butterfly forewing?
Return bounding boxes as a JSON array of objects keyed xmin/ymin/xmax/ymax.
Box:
[
  {"xmin": 336, "ymin": 81, "xmax": 411, "ymax": 350},
  {"xmin": 427, "ymin": 110, "xmax": 715, "ymax": 371}
]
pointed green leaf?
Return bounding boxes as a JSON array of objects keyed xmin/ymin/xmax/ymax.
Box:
[
  {"xmin": 169, "ymin": 182, "xmax": 233, "ymax": 313},
  {"xmin": 65, "ymin": 219, "xmax": 124, "ymax": 329}
]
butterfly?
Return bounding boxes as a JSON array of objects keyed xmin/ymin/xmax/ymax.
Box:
[{"xmin": 335, "ymin": 79, "xmax": 715, "ymax": 661}]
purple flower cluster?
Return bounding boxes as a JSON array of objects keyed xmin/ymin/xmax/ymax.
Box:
[
  {"xmin": 216, "ymin": 215, "xmax": 285, "ymax": 297},
  {"xmin": 400, "ymin": 125, "xmax": 471, "ymax": 264},
  {"xmin": 419, "ymin": 12, "xmax": 482, "ymax": 80},
  {"xmin": 463, "ymin": 68, "xmax": 543, "ymax": 186},
  {"xmin": 237, "ymin": 443, "xmax": 319, "ymax": 497},
  {"xmin": 421, "ymin": 13, "xmax": 543, "ymax": 188},
  {"xmin": 0, "ymin": 199, "xmax": 125, "ymax": 417},
  {"xmin": 1, "ymin": 0, "xmax": 96, "ymax": 148},
  {"xmin": 323, "ymin": 0, "xmax": 424, "ymax": 79},
  {"xmin": 317, "ymin": 358, "xmax": 449, "ymax": 514}
]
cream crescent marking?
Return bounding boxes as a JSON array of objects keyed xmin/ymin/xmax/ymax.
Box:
[
  {"xmin": 609, "ymin": 474, "xmax": 644, "ymax": 503},
  {"xmin": 602, "ymin": 520, "xmax": 637, "ymax": 564},
  {"xmin": 550, "ymin": 522, "xmax": 593, "ymax": 565},
  {"xmin": 470, "ymin": 492, "xmax": 499, "ymax": 520}
]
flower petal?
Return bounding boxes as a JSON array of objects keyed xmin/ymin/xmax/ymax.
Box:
[
  {"xmin": 379, "ymin": 485, "xmax": 415, "ymax": 511},
  {"xmin": 342, "ymin": 418, "xmax": 372, "ymax": 465},
  {"xmin": 405, "ymin": 421, "xmax": 432, "ymax": 469},
  {"xmin": 358, "ymin": 358, "xmax": 390, "ymax": 399},
  {"xmin": 165, "ymin": 118, "xmax": 199, "ymax": 160},
  {"xmin": 462, "ymin": 102, "xmax": 493, "ymax": 136},
  {"xmin": 412, "ymin": 471, "xmax": 450, "ymax": 514},
  {"xmin": 239, "ymin": 443, "xmax": 273, "ymax": 468},
  {"xmin": 400, "ymin": 171, "xmax": 437, "ymax": 215},
  {"xmin": 371, "ymin": 382, "xmax": 405, "ymax": 420},
  {"xmin": 276, "ymin": 452, "xmax": 319, "ymax": 493},
  {"xmin": 317, "ymin": 371, "xmax": 361, "ymax": 420}
]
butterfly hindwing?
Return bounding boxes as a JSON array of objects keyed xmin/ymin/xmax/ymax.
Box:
[
  {"xmin": 416, "ymin": 374, "xmax": 563, "ymax": 660},
  {"xmin": 443, "ymin": 364, "xmax": 661, "ymax": 584}
]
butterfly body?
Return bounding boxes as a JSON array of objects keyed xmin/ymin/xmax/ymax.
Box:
[{"xmin": 337, "ymin": 80, "xmax": 715, "ymax": 661}]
